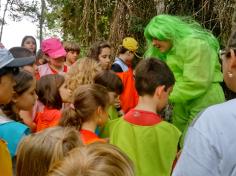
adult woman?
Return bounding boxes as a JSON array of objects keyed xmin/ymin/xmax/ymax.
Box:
[
  {"xmin": 144, "ymin": 15, "xmax": 225, "ymax": 142},
  {"xmin": 172, "ymin": 28, "xmax": 236, "ymax": 176}
]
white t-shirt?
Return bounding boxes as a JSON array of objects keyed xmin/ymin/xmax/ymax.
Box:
[{"xmin": 173, "ymin": 99, "xmax": 236, "ymax": 176}]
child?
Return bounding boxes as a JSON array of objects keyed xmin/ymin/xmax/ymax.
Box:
[
  {"xmin": 47, "ymin": 143, "xmax": 134, "ymax": 176},
  {"xmin": 111, "ymin": 37, "xmax": 139, "ymax": 113},
  {"xmin": 0, "ymin": 48, "xmax": 34, "ymax": 176},
  {"xmin": 94, "ymin": 70, "xmax": 123, "ymax": 120},
  {"xmin": 64, "ymin": 57, "xmax": 102, "ymax": 96},
  {"xmin": 59, "ymin": 84, "xmax": 110, "ymax": 144},
  {"xmin": 107, "ymin": 58, "xmax": 181, "ymax": 176},
  {"xmin": 9, "ymin": 47, "xmax": 38, "ymax": 131},
  {"xmin": 35, "ymin": 74, "xmax": 71, "ymax": 132},
  {"xmin": 87, "ymin": 41, "xmax": 112, "ymax": 70},
  {"xmin": 0, "ymin": 70, "xmax": 37, "ymax": 158},
  {"xmin": 16, "ymin": 126, "xmax": 82, "ymax": 176},
  {"xmin": 1, "ymin": 70, "xmax": 37, "ymax": 130},
  {"xmin": 21, "ymin": 35, "xmax": 37, "ymax": 55},
  {"xmin": 37, "ymin": 38, "xmax": 67, "ymax": 79},
  {"xmin": 63, "ymin": 41, "xmax": 80, "ymax": 68}
]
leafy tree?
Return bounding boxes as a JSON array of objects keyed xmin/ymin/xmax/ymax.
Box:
[
  {"xmin": 0, "ymin": 0, "xmax": 47, "ymax": 43},
  {"xmin": 45, "ymin": 0, "xmax": 235, "ymax": 53}
]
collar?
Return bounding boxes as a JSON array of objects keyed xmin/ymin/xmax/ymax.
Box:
[
  {"xmin": 49, "ymin": 64, "xmax": 67, "ymax": 74},
  {"xmin": 124, "ymin": 109, "xmax": 162, "ymax": 126}
]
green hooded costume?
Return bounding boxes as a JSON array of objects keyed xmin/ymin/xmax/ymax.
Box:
[{"xmin": 144, "ymin": 15, "xmax": 225, "ymax": 145}]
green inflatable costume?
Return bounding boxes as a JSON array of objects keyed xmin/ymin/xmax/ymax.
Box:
[
  {"xmin": 106, "ymin": 109, "xmax": 181, "ymax": 176},
  {"xmin": 144, "ymin": 15, "xmax": 225, "ymax": 145}
]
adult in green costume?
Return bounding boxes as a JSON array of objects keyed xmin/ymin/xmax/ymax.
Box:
[{"xmin": 144, "ymin": 15, "xmax": 225, "ymax": 142}]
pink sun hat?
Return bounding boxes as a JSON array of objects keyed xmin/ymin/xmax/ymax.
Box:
[{"xmin": 41, "ymin": 38, "xmax": 66, "ymax": 59}]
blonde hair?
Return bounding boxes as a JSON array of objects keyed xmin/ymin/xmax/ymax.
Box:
[
  {"xmin": 64, "ymin": 57, "xmax": 102, "ymax": 94},
  {"xmin": 16, "ymin": 126, "xmax": 83, "ymax": 176},
  {"xmin": 47, "ymin": 143, "xmax": 135, "ymax": 176},
  {"xmin": 59, "ymin": 84, "xmax": 109, "ymax": 130}
]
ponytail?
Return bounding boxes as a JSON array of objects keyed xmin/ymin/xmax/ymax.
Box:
[
  {"xmin": 59, "ymin": 84, "xmax": 109, "ymax": 131},
  {"xmin": 1, "ymin": 103, "xmax": 22, "ymax": 122},
  {"xmin": 59, "ymin": 107, "xmax": 83, "ymax": 130}
]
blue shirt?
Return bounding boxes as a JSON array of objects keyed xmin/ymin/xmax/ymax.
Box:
[
  {"xmin": 173, "ymin": 99, "xmax": 236, "ymax": 176},
  {"xmin": 0, "ymin": 116, "xmax": 30, "ymax": 158}
]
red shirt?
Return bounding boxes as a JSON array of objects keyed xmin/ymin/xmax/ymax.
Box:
[
  {"xmin": 80, "ymin": 129, "xmax": 106, "ymax": 144},
  {"xmin": 124, "ymin": 109, "xmax": 162, "ymax": 126},
  {"xmin": 35, "ymin": 107, "xmax": 61, "ymax": 132}
]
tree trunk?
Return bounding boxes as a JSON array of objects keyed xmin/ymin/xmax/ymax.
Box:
[
  {"xmin": 93, "ymin": 0, "xmax": 97, "ymax": 40},
  {"xmin": 155, "ymin": 0, "xmax": 165, "ymax": 15},
  {"xmin": 231, "ymin": 2, "xmax": 236, "ymax": 31},
  {"xmin": 39, "ymin": 0, "xmax": 45, "ymax": 46},
  {"xmin": 0, "ymin": 0, "xmax": 10, "ymax": 42}
]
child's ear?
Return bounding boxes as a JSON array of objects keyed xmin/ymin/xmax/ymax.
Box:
[
  {"xmin": 96, "ymin": 106, "xmax": 102, "ymax": 114},
  {"xmin": 11, "ymin": 92, "xmax": 19, "ymax": 103},
  {"xmin": 154, "ymin": 85, "xmax": 165, "ymax": 98},
  {"xmin": 229, "ymin": 49, "xmax": 236, "ymax": 69}
]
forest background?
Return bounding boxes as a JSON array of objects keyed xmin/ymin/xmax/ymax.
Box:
[{"xmin": 0, "ymin": 0, "xmax": 235, "ymax": 55}]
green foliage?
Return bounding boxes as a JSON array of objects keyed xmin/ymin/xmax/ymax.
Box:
[{"xmin": 44, "ymin": 0, "xmax": 235, "ymax": 52}]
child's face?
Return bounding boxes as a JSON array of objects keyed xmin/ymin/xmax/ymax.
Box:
[
  {"xmin": 125, "ymin": 51, "xmax": 135, "ymax": 64},
  {"xmin": 97, "ymin": 106, "xmax": 109, "ymax": 127},
  {"xmin": 108, "ymin": 91, "xmax": 120, "ymax": 106},
  {"xmin": 59, "ymin": 83, "xmax": 72, "ymax": 103},
  {"xmin": 66, "ymin": 51, "xmax": 79, "ymax": 65},
  {"xmin": 49, "ymin": 57, "xmax": 65, "ymax": 68},
  {"xmin": 156, "ymin": 86, "xmax": 173, "ymax": 112},
  {"xmin": 0, "ymin": 73, "xmax": 15, "ymax": 105},
  {"xmin": 14, "ymin": 78, "xmax": 37, "ymax": 111},
  {"xmin": 22, "ymin": 64, "xmax": 37, "ymax": 75},
  {"xmin": 98, "ymin": 47, "xmax": 111, "ymax": 70},
  {"xmin": 23, "ymin": 38, "xmax": 36, "ymax": 53}
]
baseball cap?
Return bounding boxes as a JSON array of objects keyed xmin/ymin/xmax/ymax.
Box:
[
  {"xmin": 41, "ymin": 38, "xmax": 66, "ymax": 59},
  {"xmin": 9, "ymin": 47, "xmax": 35, "ymax": 65},
  {"xmin": 122, "ymin": 37, "xmax": 138, "ymax": 52},
  {"xmin": 0, "ymin": 48, "xmax": 35, "ymax": 69}
]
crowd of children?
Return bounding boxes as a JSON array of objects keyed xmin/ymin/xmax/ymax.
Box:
[{"xmin": 1, "ymin": 13, "xmax": 236, "ymax": 176}]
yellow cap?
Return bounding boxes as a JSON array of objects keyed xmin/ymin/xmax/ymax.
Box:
[{"xmin": 122, "ymin": 37, "xmax": 138, "ymax": 52}]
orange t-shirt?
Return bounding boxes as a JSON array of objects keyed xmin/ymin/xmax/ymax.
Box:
[
  {"xmin": 116, "ymin": 68, "xmax": 139, "ymax": 113},
  {"xmin": 80, "ymin": 129, "xmax": 106, "ymax": 145},
  {"xmin": 35, "ymin": 107, "xmax": 61, "ymax": 132}
]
